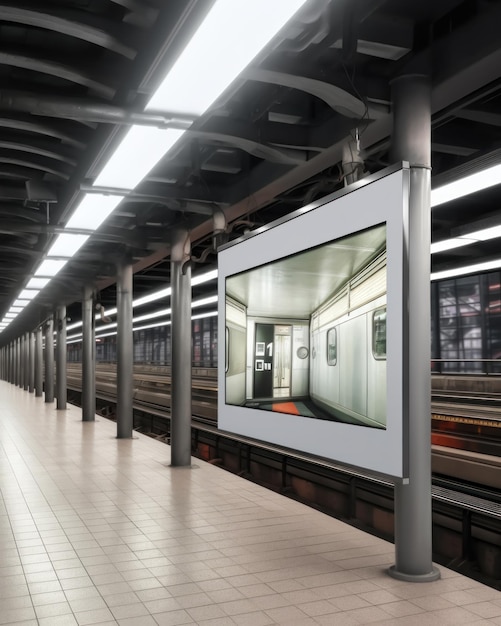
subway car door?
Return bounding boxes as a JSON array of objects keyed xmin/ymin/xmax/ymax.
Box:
[
  {"xmin": 273, "ymin": 325, "xmax": 291, "ymax": 398},
  {"xmin": 253, "ymin": 324, "xmax": 274, "ymax": 397}
]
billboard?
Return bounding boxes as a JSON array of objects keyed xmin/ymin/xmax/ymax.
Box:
[{"xmin": 218, "ymin": 165, "xmax": 409, "ymax": 478}]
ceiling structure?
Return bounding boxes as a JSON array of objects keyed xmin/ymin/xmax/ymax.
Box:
[{"xmin": 1, "ymin": 0, "xmax": 501, "ymax": 343}]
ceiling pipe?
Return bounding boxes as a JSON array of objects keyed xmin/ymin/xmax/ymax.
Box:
[{"xmin": 0, "ymin": 91, "xmax": 195, "ymax": 128}]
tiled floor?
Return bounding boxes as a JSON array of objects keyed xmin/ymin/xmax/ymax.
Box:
[{"xmin": 1, "ymin": 382, "xmax": 501, "ymax": 625}]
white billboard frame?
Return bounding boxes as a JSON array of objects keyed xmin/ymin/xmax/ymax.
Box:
[{"xmin": 218, "ymin": 164, "xmax": 410, "ymax": 479}]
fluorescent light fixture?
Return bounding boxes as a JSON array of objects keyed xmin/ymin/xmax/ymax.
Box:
[
  {"xmin": 67, "ymin": 333, "xmax": 83, "ymax": 341},
  {"xmin": 19, "ymin": 289, "xmax": 40, "ymax": 300},
  {"xmin": 431, "ymin": 258, "xmax": 501, "ymax": 281},
  {"xmin": 146, "ymin": 0, "xmax": 308, "ymax": 116},
  {"xmin": 133, "ymin": 320, "xmax": 171, "ymax": 333},
  {"xmin": 61, "ymin": 269, "xmax": 219, "ymax": 335},
  {"xmin": 9, "ymin": 306, "xmax": 23, "ymax": 313},
  {"xmin": 26, "ymin": 277, "xmax": 51, "ymax": 289},
  {"xmin": 430, "ymin": 238, "xmax": 476, "ymax": 254},
  {"xmin": 468, "ymin": 224, "xmax": 501, "ymax": 241},
  {"xmin": 66, "ymin": 337, "xmax": 83, "ymax": 345},
  {"xmin": 133, "ymin": 308, "xmax": 171, "ymax": 324},
  {"xmin": 4, "ymin": 313, "xmax": 16, "ymax": 319},
  {"xmin": 132, "ymin": 288, "xmax": 170, "ymax": 308},
  {"xmin": 35, "ymin": 259, "xmax": 67, "ymax": 278},
  {"xmin": 192, "ymin": 310, "xmax": 218, "ymax": 321},
  {"xmin": 431, "ymin": 163, "xmax": 501, "ymax": 207},
  {"xmin": 192, "ymin": 295, "xmax": 218, "ymax": 308},
  {"xmin": 192, "ymin": 268, "xmax": 218, "ymax": 286},
  {"xmin": 14, "ymin": 299, "xmax": 30, "ymax": 307},
  {"xmin": 66, "ymin": 193, "xmax": 125, "ymax": 231},
  {"xmin": 431, "ymin": 224, "xmax": 501, "ymax": 254},
  {"xmin": 95, "ymin": 322, "xmax": 117, "ymax": 333},
  {"xmin": 93, "ymin": 126, "xmax": 185, "ymax": 190},
  {"xmin": 94, "ymin": 330, "xmax": 121, "ymax": 339},
  {"xmin": 47, "ymin": 233, "xmax": 90, "ymax": 258},
  {"xmin": 67, "ymin": 322, "xmax": 83, "ymax": 332}
]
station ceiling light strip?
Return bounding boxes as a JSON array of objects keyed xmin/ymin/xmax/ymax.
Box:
[
  {"xmin": 65, "ymin": 295, "xmax": 217, "ymax": 343},
  {"xmin": 431, "ymin": 222, "xmax": 501, "ymax": 254},
  {"xmin": 431, "ymin": 163, "xmax": 501, "ymax": 208},
  {"xmin": 1, "ymin": 0, "xmax": 308, "ymax": 333},
  {"xmin": 66, "ymin": 310, "xmax": 217, "ymax": 344},
  {"xmin": 431, "ymin": 258, "xmax": 501, "ymax": 281},
  {"xmin": 65, "ymin": 269, "xmax": 218, "ymax": 333}
]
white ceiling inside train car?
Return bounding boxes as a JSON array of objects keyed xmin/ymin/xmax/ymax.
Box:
[
  {"xmin": 226, "ymin": 225, "xmax": 386, "ymax": 318},
  {"xmin": 1, "ymin": 0, "xmax": 501, "ymax": 343}
]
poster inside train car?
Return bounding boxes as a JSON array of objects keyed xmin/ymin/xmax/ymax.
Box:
[{"xmin": 218, "ymin": 165, "xmax": 410, "ymax": 479}]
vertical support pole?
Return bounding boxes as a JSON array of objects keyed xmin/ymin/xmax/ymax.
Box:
[
  {"xmin": 10, "ymin": 342, "xmax": 14, "ymax": 383},
  {"xmin": 19, "ymin": 335, "xmax": 24, "ymax": 388},
  {"xmin": 56, "ymin": 306, "xmax": 67, "ymax": 409},
  {"xmin": 82, "ymin": 286, "xmax": 96, "ymax": 421},
  {"xmin": 116, "ymin": 261, "xmax": 134, "ymax": 438},
  {"xmin": 170, "ymin": 229, "xmax": 192, "ymax": 466},
  {"xmin": 28, "ymin": 332, "xmax": 35, "ymax": 392},
  {"xmin": 35, "ymin": 327, "xmax": 43, "ymax": 397},
  {"xmin": 16, "ymin": 337, "xmax": 21, "ymax": 387},
  {"xmin": 23, "ymin": 332, "xmax": 29, "ymax": 390},
  {"xmin": 388, "ymin": 74, "xmax": 440, "ymax": 582},
  {"xmin": 44, "ymin": 317, "xmax": 55, "ymax": 403}
]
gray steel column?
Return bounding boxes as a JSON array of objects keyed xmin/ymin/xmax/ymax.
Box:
[
  {"xmin": 23, "ymin": 332, "xmax": 29, "ymax": 390},
  {"xmin": 388, "ymin": 74, "xmax": 440, "ymax": 582},
  {"xmin": 28, "ymin": 332, "xmax": 35, "ymax": 392},
  {"xmin": 44, "ymin": 317, "xmax": 55, "ymax": 403},
  {"xmin": 56, "ymin": 306, "xmax": 67, "ymax": 409},
  {"xmin": 35, "ymin": 327, "xmax": 43, "ymax": 397},
  {"xmin": 16, "ymin": 337, "xmax": 21, "ymax": 386},
  {"xmin": 19, "ymin": 335, "xmax": 24, "ymax": 388},
  {"xmin": 82, "ymin": 286, "xmax": 96, "ymax": 421},
  {"xmin": 170, "ymin": 229, "xmax": 192, "ymax": 466},
  {"xmin": 9, "ymin": 342, "xmax": 14, "ymax": 383},
  {"xmin": 116, "ymin": 262, "xmax": 134, "ymax": 438}
]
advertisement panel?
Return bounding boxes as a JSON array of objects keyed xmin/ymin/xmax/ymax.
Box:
[{"xmin": 218, "ymin": 165, "xmax": 409, "ymax": 478}]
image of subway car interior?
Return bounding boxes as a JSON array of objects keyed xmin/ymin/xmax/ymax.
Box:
[{"xmin": 225, "ymin": 224, "xmax": 387, "ymax": 429}]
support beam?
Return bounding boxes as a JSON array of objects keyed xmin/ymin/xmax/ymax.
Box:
[
  {"xmin": 16, "ymin": 337, "xmax": 21, "ymax": 387},
  {"xmin": 23, "ymin": 332, "xmax": 29, "ymax": 390},
  {"xmin": 19, "ymin": 335, "xmax": 24, "ymax": 389},
  {"xmin": 82, "ymin": 287, "xmax": 96, "ymax": 421},
  {"xmin": 28, "ymin": 331, "xmax": 35, "ymax": 392},
  {"xmin": 56, "ymin": 306, "xmax": 67, "ymax": 410},
  {"xmin": 116, "ymin": 261, "xmax": 134, "ymax": 438},
  {"xmin": 389, "ymin": 74, "xmax": 440, "ymax": 582},
  {"xmin": 35, "ymin": 328, "xmax": 43, "ymax": 397},
  {"xmin": 170, "ymin": 229, "xmax": 192, "ymax": 467},
  {"xmin": 44, "ymin": 317, "xmax": 54, "ymax": 403}
]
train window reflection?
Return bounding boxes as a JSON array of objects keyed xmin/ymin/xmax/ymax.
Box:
[
  {"xmin": 327, "ymin": 327, "xmax": 337, "ymax": 365},
  {"xmin": 373, "ymin": 307, "xmax": 387, "ymax": 359}
]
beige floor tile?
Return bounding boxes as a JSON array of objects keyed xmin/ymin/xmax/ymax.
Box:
[{"xmin": 2, "ymin": 385, "xmax": 501, "ymax": 626}]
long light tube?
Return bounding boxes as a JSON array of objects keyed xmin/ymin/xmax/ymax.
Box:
[
  {"xmin": 431, "ymin": 224, "xmax": 501, "ymax": 254},
  {"xmin": 431, "ymin": 258, "xmax": 501, "ymax": 281},
  {"xmin": 431, "ymin": 163, "xmax": 501, "ymax": 207},
  {"xmin": 146, "ymin": 0, "xmax": 309, "ymax": 116},
  {"xmin": 93, "ymin": 127, "xmax": 185, "ymax": 191},
  {"xmin": 65, "ymin": 193, "xmax": 125, "ymax": 231}
]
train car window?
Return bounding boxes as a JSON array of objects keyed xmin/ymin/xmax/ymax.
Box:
[
  {"xmin": 327, "ymin": 327, "xmax": 337, "ymax": 365},
  {"xmin": 373, "ymin": 307, "xmax": 387, "ymax": 359}
]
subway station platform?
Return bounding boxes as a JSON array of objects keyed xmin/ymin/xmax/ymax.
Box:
[{"xmin": 1, "ymin": 382, "xmax": 501, "ymax": 626}]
